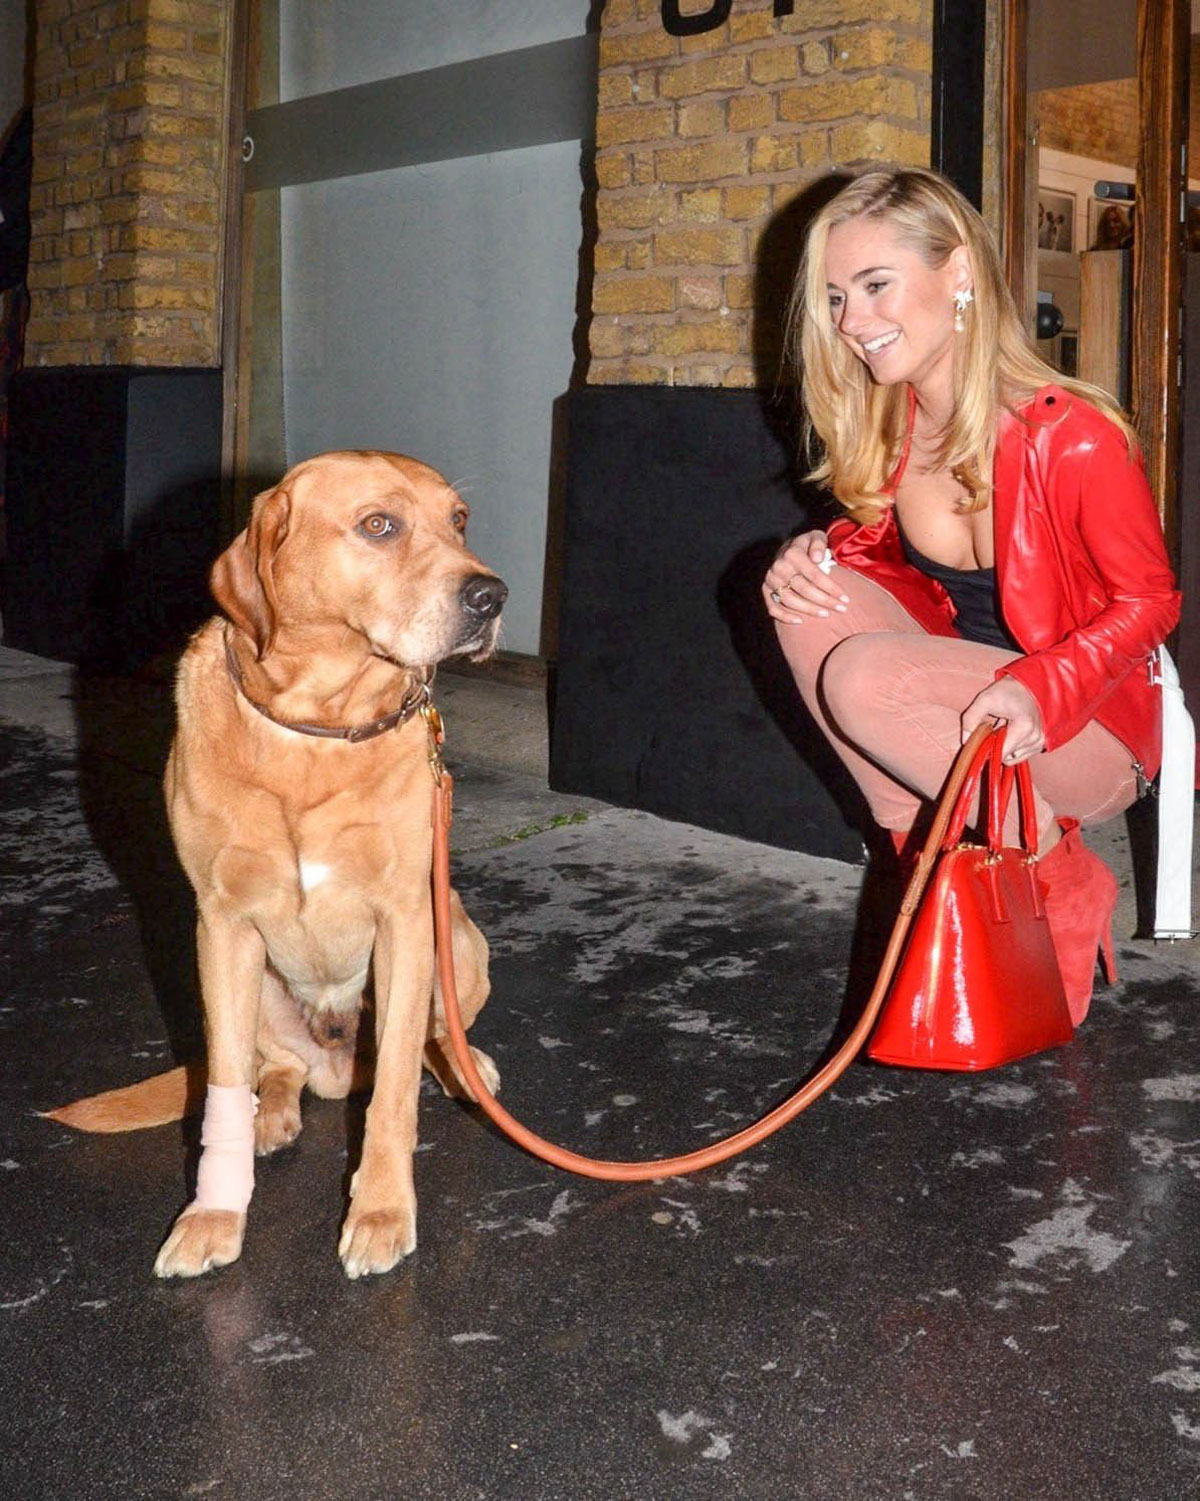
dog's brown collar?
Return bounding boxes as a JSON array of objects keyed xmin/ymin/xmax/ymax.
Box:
[{"xmin": 223, "ymin": 630, "xmax": 433, "ymax": 743}]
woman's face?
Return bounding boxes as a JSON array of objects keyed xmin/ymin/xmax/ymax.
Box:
[
  {"xmin": 823, "ymin": 215, "xmax": 967, "ymax": 397},
  {"xmin": 1099, "ymin": 206, "xmax": 1124, "ymax": 239}
]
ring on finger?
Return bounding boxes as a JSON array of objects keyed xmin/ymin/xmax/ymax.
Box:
[{"xmin": 769, "ymin": 589, "xmax": 782, "ymax": 604}]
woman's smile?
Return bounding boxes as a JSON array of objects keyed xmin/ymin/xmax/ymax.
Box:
[{"xmin": 860, "ymin": 329, "xmax": 900, "ymax": 357}]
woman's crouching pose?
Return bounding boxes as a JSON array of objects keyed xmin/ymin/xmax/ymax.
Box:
[{"xmin": 763, "ymin": 167, "xmax": 1182, "ymax": 1025}]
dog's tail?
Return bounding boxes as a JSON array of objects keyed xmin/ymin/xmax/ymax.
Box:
[{"xmin": 42, "ymin": 1063, "xmax": 205, "ymax": 1133}]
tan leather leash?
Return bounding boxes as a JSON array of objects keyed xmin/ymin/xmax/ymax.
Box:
[{"xmin": 427, "ymin": 710, "xmax": 994, "ymax": 1182}]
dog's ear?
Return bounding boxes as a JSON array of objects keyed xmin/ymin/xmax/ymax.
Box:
[{"xmin": 209, "ymin": 485, "xmax": 292, "ymax": 659}]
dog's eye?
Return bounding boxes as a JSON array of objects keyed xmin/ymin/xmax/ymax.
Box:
[
  {"xmin": 358, "ymin": 513, "xmax": 397, "ymax": 540},
  {"xmin": 451, "ymin": 508, "xmax": 468, "ymax": 534}
]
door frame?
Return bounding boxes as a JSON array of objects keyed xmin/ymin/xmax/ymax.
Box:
[{"xmin": 1002, "ymin": 0, "xmax": 1190, "ymax": 552}]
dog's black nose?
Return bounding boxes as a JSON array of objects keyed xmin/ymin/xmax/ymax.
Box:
[{"xmin": 460, "ymin": 574, "xmax": 508, "ymax": 620}]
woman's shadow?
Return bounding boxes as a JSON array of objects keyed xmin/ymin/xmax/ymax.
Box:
[{"xmin": 717, "ymin": 172, "xmax": 913, "ymax": 1041}]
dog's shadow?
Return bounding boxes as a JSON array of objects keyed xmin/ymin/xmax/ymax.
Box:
[
  {"xmin": 72, "ymin": 662, "xmax": 203, "ymax": 1066},
  {"xmin": 70, "ymin": 471, "xmax": 288, "ymax": 1066}
]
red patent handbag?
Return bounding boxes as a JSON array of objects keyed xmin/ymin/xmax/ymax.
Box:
[{"xmin": 867, "ymin": 728, "xmax": 1074, "ymax": 1072}]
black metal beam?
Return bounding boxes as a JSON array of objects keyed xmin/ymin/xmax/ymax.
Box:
[
  {"xmin": 931, "ymin": 0, "xmax": 987, "ymax": 210},
  {"xmin": 243, "ymin": 35, "xmax": 598, "ymax": 193}
]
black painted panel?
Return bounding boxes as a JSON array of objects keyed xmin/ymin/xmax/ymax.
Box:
[
  {"xmin": 2, "ymin": 366, "xmax": 222, "ymax": 666},
  {"xmin": 549, "ymin": 385, "xmax": 868, "ymax": 860}
]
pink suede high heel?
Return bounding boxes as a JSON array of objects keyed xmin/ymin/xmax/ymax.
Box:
[
  {"xmin": 888, "ymin": 827, "xmax": 916, "ymax": 867},
  {"xmin": 1036, "ymin": 819, "xmax": 1119, "ymax": 1026},
  {"xmin": 886, "ymin": 828, "xmax": 920, "ymax": 891}
]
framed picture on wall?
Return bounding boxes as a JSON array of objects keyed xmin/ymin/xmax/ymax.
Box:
[
  {"xmin": 1087, "ymin": 197, "xmax": 1133, "ymax": 251},
  {"xmin": 1037, "ymin": 189, "xmax": 1075, "ymax": 253}
]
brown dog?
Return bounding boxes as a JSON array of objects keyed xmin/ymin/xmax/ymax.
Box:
[{"xmin": 52, "ymin": 451, "xmax": 505, "ymax": 1279}]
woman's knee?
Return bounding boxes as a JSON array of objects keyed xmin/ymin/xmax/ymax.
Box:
[{"xmin": 820, "ymin": 633, "xmax": 896, "ymax": 733}]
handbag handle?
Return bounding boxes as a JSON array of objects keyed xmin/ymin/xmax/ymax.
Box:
[
  {"xmin": 942, "ymin": 726, "xmax": 1039, "ymax": 857},
  {"xmin": 986, "ymin": 737, "xmax": 1039, "ymax": 858}
]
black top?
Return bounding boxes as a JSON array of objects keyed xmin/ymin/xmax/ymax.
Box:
[{"xmin": 898, "ymin": 528, "xmax": 1019, "ymax": 652}]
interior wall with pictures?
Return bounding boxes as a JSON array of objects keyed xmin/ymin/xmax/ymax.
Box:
[
  {"xmin": 1035, "ymin": 147, "xmax": 1134, "ymax": 379},
  {"xmin": 1025, "ymin": 0, "xmax": 1137, "ymax": 387},
  {"xmin": 1028, "ymin": 5, "xmax": 1200, "ymax": 394}
]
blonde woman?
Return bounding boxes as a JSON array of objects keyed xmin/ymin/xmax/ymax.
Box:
[{"xmin": 762, "ymin": 167, "xmax": 1182, "ymax": 1023}]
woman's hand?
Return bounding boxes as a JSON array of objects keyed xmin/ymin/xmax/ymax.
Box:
[
  {"xmin": 961, "ymin": 676, "xmax": 1045, "ymax": 764},
  {"xmin": 762, "ymin": 531, "xmax": 850, "ymax": 624}
]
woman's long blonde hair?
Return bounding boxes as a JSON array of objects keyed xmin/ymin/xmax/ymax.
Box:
[{"xmin": 789, "ymin": 167, "xmax": 1133, "ymax": 523}]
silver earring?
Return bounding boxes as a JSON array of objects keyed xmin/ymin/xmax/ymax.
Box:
[{"xmin": 953, "ymin": 288, "xmax": 974, "ymax": 333}]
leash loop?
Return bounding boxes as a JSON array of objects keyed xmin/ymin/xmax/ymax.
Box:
[{"xmin": 433, "ymin": 722, "xmax": 995, "ymax": 1182}]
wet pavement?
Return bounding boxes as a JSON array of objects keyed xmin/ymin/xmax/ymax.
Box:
[{"xmin": 2, "ymin": 650, "xmax": 1199, "ymax": 1499}]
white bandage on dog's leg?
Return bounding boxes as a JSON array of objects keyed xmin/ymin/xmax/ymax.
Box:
[{"xmin": 192, "ymin": 1084, "xmax": 258, "ymax": 1213}]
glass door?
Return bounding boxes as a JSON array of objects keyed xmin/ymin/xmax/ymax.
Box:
[
  {"xmin": 1003, "ymin": 0, "xmax": 1188, "ymax": 541},
  {"xmin": 224, "ymin": 1, "xmax": 598, "ymax": 660}
]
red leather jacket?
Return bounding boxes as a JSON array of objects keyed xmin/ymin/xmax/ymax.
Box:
[{"xmin": 825, "ymin": 385, "xmax": 1182, "ymax": 779}]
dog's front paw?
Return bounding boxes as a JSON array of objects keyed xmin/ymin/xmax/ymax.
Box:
[
  {"xmin": 154, "ymin": 1208, "xmax": 245, "ymax": 1279},
  {"xmin": 338, "ymin": 1208, "xmax": 417, "ymax": 1279}
]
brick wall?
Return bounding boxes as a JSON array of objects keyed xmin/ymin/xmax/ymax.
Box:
[
  {"xmin": 589, "ymin": 0, "xmax": 933, "ymax": 388},
  {"xmin": 1037, "ymin": 42, "xmax": 1200, "ymax": 178},
  {"xmin": 1037, "ymin": 77, "xmax": 1138, "ymax": 171},
  {"xmin": 24, "ymin": 0, "xmax": 230, "ymax": 368}
]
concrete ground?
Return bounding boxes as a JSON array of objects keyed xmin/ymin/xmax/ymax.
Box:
[{"xmin": 2, "ymin": 644, "xmax": 1199, "ymax": 1499}]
